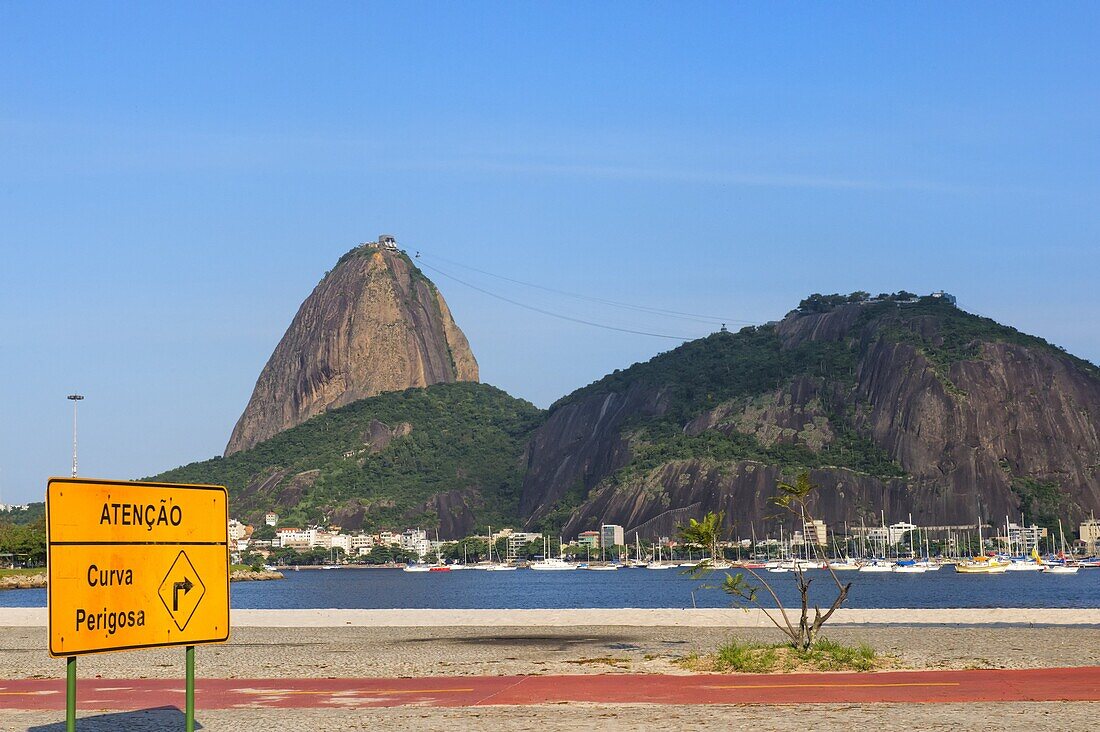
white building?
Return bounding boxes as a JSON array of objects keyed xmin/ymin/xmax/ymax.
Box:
[
  {"xmin": 227, "ymin": 519, "xmax": 249, "ymax": 542},
  {"xmin": 349, "ymin": 534, "xmax": 375, "ymax": 555},
  {"xmin": 796, "ymin": 519, "xmax": 827, "ymax": 541},
  {"xmin": 506, "ymin": 532, "xmax": 542, "ymax": 560},
  {"xmin": 999, "ymin": 523, "xmax": 1043, "ymax": 553},
  {"xmin": 866, "ymin": 522, "xmax": 916, "ymax": 546},
  {"xmin": 264, "ymin": 512, "xmax": 278, "ymax": 527},
  {"xmin": 328, "ymin": 534, "xmax": 353, "ymax": 554},
  {"xmin": 275, "ymin": 528, "xmax": 310, "ymax": 549},
  {"xmin": 399, "ymin": 529, "xmax": 431, "ymax": 558},
  {"xmin": 600, "ymin": 524, "xmax": 625, "ymax": 549},
  {"xmin": 1081, "ymin": 518, "xmax": 1100, "ymax": 553}
]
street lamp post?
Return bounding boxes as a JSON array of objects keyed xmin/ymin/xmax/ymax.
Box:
[
  {"xmin": 66, "ymin": 394, "xmax": 84, "ymax": 478},
  {"xmin": 63, "ymin": 392, "xmax": 84, "ymax": 731}
]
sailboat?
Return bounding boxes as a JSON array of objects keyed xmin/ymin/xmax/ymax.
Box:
[
  {"xmin": 529, "ymin": 535, "xmax": 575, "ymax": 570},
  {"xmin": 629, "ymin": 533, "xmax": 648, "ymax": 568},
  {"xmin": 954, "ymin": 517, "xmax": 1010, "ymax": 574},
  {"xmin": 321, "ymin": 546, "xmax": 342, "ymax": 569},
  {"xmin": 893, "ymin": 516, "xmax": 926, "ymax": 573},
  {"xmin": 858, "ymin": 515, "xmax": 893, "ymax": 572},
  {"xmin": 484, "ymin": 527, "xmax": 517, "ymax": 570},
  {"xmin": 1042, "ymin": 520, "xmax": 1080, "ymax": 574},
  {"xmin": 825, "ymin": 529, "xmax": 859, "ymax": 571},
  {"xmin": 646, "ymin": 539, "xmax": 673, "ymax": 569}
]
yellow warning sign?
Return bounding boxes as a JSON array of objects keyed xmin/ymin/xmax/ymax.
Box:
[{"xmin": 46, "ymin": 478, "xmax": 230, "ymax": 657}]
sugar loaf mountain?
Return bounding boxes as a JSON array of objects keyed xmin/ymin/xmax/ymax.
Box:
[{"xmin": 153, "ymin": 239, "xmax": 1100, "ymax": 540}]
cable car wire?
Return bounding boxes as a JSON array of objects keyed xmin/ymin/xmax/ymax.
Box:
[
  {"xmin": 415, "ymin": 250, "xmax": 758, "ymax": 326},
  {"xmin": 413, "ymin": 259, "xmax": 695, "ymax": 343}
]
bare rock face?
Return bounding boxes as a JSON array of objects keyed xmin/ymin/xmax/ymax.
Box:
[
  {"xmin": 226, "ymin": 244, "xmax": 478, "ymax": 454},
  {"xmin": 521, "ymin": 300, "xmax": 1100, "ymax": 537}
]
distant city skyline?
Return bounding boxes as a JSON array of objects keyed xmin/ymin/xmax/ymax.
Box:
[{"xmin": 2, "ymin": 3, "xmax": 1098, "ymax": 503}]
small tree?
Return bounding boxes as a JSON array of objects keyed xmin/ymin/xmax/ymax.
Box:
[
  {"xmin": 678, "ymin": 511, "xmax": 724, "ymax": 562},
  {"xmin": 686, "ymin": 472, "xmax": 852, "ymax": 650}
]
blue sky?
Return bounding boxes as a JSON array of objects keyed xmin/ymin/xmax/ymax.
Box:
[{"xmin": 1, "ymin": 3, "xmax": 1097, "ymax": 504}]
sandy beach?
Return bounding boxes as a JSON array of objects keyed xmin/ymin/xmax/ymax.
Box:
[
  {"xmin": 2, "ymin": 608, "xmax": 1098, "ymax": 679},
  {"xmin": 3, "ymin": 610, "xmax": 1098, "ymax": 730}
]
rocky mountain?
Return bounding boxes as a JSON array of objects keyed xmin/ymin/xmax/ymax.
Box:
[
  {"xmin": 519, "ymin": 295, "xmax": 1100, "ymax": 540},
  {"xmin": 158, "ymin": 286, "xmax": 1099, "ymax": 543},
  {"xmin": 157, "ymin": 383, "xmax": 540, "ymax": 538},
  {"xmin": 225, "ymin": 240, "xmax": 479, "ymax": 455}
]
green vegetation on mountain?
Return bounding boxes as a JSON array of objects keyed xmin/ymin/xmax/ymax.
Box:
[
  {"xmin": 873, "ymin": 299, "xmax": 1095, "ymax": 374},
  {"xmin": 1010, "ymin": 477, "xmax": 1071, "ymax": 529},
  {"xmin": 559, "ymin": 318, "xmax": 903, "ymax": 486},
  {"xmin": 152, "ymin": 382, "xmax": 542, "ymax": 533}
]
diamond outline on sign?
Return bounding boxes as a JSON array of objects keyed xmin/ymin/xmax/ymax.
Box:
[{"xmin": 158, "ymin": 550, "xmax": 207, "ymax": 632}]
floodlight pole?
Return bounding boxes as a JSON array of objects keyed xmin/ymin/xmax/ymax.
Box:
[
  {"xmin": 65, "ymin": 394, "xmax": 84, "ymax": 731},
  {"xmin": 67, "ymin": 394, "xmax": 84, "ymax": 478}
]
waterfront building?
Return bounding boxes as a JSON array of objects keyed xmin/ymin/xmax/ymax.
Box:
[
  {"xmin": 506, "ymin": 531, "xmax": 542, "ymax": 560},
  {"xmin": 349, "ymin": 534, "xmax": 375, "ymax": 555},
  {"xmin": 998, "ymin": 523, "xmax": 1043, "ymax": 553},
  {"xmin": 866, "ymin": 522, "xmax": 916, "ymax": 546},
  {"xmin": 1081, "ymin": 518, "xmax": 1100, "ymax": 553},
  {"xmin": 227, "ymin": 519, "xmax": 249, "ymax": 542},
  {"xmin": 601, "ymin": 524, "xmax": 625, "ymax": 549},
  {"xmin": 577, "ymin": 531, "xmax": 601, "ymax": 549},
  {"xmin": 329, "ymin": 534, "xmax": 353, "ymax": 554},
  {"xmin": 275, "ymin": 527, "xmax": 310, "ymax": 549},
  {"xmin": 801, "ymin": 519, "xmax": 827, "ymax": 545}
]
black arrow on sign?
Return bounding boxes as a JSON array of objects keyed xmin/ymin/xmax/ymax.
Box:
[{"xmin": 172, "ymin": 577, "xmax": 194, "ymax": 612}]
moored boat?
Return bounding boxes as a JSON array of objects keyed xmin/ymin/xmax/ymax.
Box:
[
  {"xmin": 954, "ymin": 556, "xmax": 1010, "ymax": 574},
  {"xmin": 529, "ymin": 557, "xmax": 576, "ymax": 571},
  {"xmin": 858, "ymin": 560, "xmax": 894, "ymax": 572}
]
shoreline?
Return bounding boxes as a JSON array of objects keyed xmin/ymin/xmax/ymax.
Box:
[
  {"xmin": 0, "ymin": 568, "xmax": 283, "ymax": 591},
  {"xmin": 2, "ymin": 607, "xmax": 1098, "ymax": 627}
]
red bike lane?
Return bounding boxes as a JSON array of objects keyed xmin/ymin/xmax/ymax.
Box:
[{"xmin": 1, "ymin": 667, "xmax": 1098, "ymax": 711}]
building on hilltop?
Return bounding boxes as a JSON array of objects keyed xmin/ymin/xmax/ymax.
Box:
[
  {"xmin": 929, "ymin": 290, "xmax": 957, "ymax": 306},
  {"xmin": 378, "ymin": 234, "xmax": 398, "ymax": 250},
  {"xmin": 264, "ymin": 512, "xmax": 278, "ymax": 527}
]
